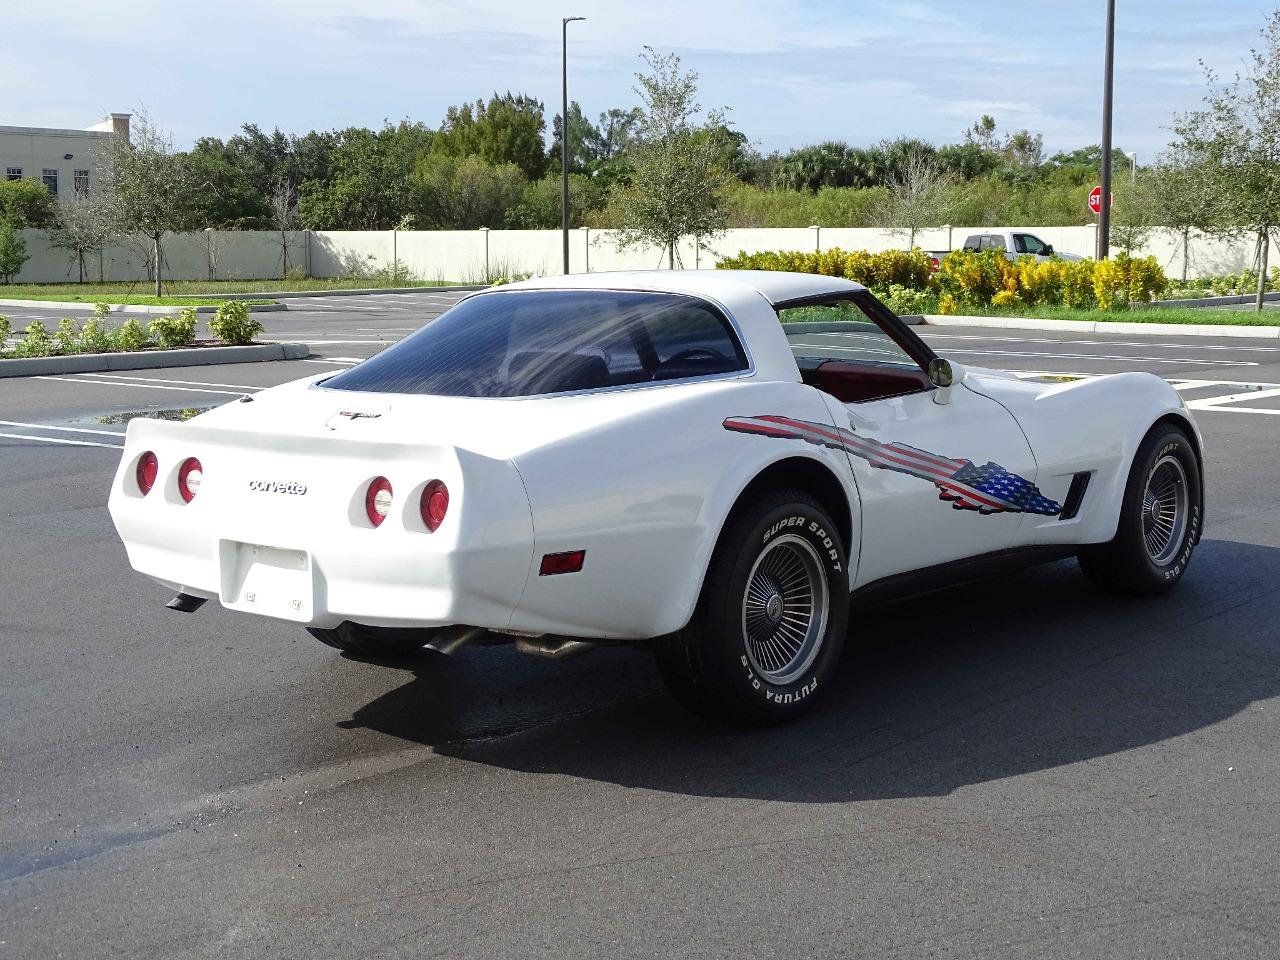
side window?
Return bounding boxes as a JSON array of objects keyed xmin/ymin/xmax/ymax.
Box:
[
  {"xmin": 1017, "ymin": 233, "xmax": 1046, "ymax": 255},
  {"xmin": 1012, "ymin": 234, "xmax": 1028, "ymax": 254},
  {"xmin": 988, "ymin": 234, "xmax": 1006, "ymax": 251},
  {"xmin": 644, "ymin": 301, "xmax": 749, "ymax": 379},
  {"xmin": 963, "ymin": 235, "xmax": 982, "ymax": 251}
]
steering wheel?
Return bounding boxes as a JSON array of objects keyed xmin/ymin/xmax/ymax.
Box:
[{"xmin": 665, "ymin": 347, "xmax": 727, "ymax": 365}]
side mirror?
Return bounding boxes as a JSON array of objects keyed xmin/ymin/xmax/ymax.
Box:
[
  {"xmin": 1043, "ymin": 244, "xmax": 1055, "ymax": 256},
  {"xmin": 928, "ymin": 358, "xmax": 964, "ymax": 405},
  {"xmin": 927, "ymin": 357, "xmax": 955, "ymax": 388}
]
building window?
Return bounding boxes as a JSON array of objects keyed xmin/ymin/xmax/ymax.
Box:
[
  {"xmin": 74, "ymin": 169, "xmax": 90, "ymax": 197},
  {"xmin": 42, "ymin": 169, "xmax": 58, "ymax": 195},
  {"xmin": 5, "ymin": 167, "xmax": 21, "ymax": 181}
]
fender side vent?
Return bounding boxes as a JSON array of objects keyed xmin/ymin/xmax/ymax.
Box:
[{"xmin": 1058, "ymin": 472, "xmax": 1091, "ymax": 521}]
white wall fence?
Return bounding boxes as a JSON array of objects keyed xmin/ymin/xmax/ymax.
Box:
[{"xmin": 10, "ymin": 225, "xmax": 1271, "ymax": 286}]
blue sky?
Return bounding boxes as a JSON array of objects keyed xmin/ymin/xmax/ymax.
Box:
[{"xmin": 4, "ymin": 0, "xmax": 1276, "ymax": 158}]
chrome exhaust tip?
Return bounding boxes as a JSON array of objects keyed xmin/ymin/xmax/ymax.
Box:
[{"xmin": 165, "ymin": 593, "xmax": 207, "ymax": 613}]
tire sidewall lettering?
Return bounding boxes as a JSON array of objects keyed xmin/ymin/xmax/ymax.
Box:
[
  {"xmin": 742, "ymin": 507, "xmax": 844, "ymax": 709},
  {"xmin": 1144, "ymin": 436, "xmax": 1200, "ymax": 584}
]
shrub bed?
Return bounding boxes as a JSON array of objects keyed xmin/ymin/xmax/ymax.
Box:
[
  {"xmin": 716, "ymin": 247, "xmax": 1170, "ymax": 314},
  {"xmin": 0, "ymin": 303, "xmax": 256, "ymax": 359}
]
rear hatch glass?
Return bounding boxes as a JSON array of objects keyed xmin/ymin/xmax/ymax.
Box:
[{"xmin": 320, "ymin": 289, "xmax": 748, "ymax": 397}]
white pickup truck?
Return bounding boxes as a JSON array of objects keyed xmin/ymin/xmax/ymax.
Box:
[{"xmin": 927, "ymin": 231, "xmax": 1083, "ymax": 272}]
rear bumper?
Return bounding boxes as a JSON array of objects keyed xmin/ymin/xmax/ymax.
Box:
[
  {"xmin": 114, "ymin": 523, "xmax": 531, "ymax": 630},
  {"xmin": 108, "ymin": 419, "xmax": 535, "ymax": 631}
]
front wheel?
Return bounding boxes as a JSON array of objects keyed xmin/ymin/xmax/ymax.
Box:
[
  {"xmin": 1079, "ymin": 423, "xmax": 1202, "ymax": 596},
  {"xmin": 655, "ymin": 489, "xmax": 850, "ymax": 724}
]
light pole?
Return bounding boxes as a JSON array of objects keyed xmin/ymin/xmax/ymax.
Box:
[
  {"xmin": 1097, "ymin": 0, "xmax": 1116, "ymax": 260},
  {"xmin": 1126, "ymin": 150, "xmax": 1137, "ymax": 185},
  {"xmin": 561, "ymin": 15, "xmax": 585, "ymax": 275}
]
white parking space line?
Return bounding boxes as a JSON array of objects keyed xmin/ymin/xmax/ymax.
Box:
[
  {"xmin": 356, "ymin": 327, "xmax": 418, "ymax": 332},
  {"xmin": 1186, "ymin": 387, "xmax": 1280, "ymax": 411},
  {"xmin": 74, "ymin": 373, "xmax": 263, "ymax": 390},
  {"xmin": 33, "ymin": 376, "xmax": 251, "ymax": 396},
  {"xmin": 1189, "ymin": 405, "xmax": 1280, "ymax": 415},
  {"xmin": 262, "ymin": 343, "xmax": 391, "ymax": 350},
  {"xmin": 915, "ymin": 332, "xmax": 1280, "ymax": 353},
  {"xmin": 789, "ymin": 340, "xmax": 1258, "ymax": 366},
  {"xmin": 0, "ymin": 419, "xmax": 125, "ymax": 437},
  {"xmin": 0, "ymin": 431, "xmax": 123, "ymax": 449},
  {"xmin": 915, "ymin": 346, "xmax": 1257, "ymax": 366}
]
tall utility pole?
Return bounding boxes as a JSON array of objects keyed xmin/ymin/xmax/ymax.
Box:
[
  {"xmin": 1097, "ymin": 0, "xmax": 1116, "ymax": 260},
  {"xmin": 561, "ymin": 16, "xmax": 585, "ymax": 275}
]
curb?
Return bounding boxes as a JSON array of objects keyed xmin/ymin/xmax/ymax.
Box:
[
  {"xmin": 190, "ymin": 284, "xmax": 487, "ymax": 301},
  {"xmin": 0, "ymin": 342, "xmax": 311, "ymax": 379},
  {"xmin": 1154, "ymin": 291, "xmax": 1280, "ymax": 308},
  {"xmin": 781, "ymin": 317, "xmax": 925, "ymax": 335},
  {"xmin": 0, "ymin": 299, "xmax": 286, "ymax": 315},
  {"xmin": 920, "ymin": 314, "xmax": 1280, "ymax": 339}
]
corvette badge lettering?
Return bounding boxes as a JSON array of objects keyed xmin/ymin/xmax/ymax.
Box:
[
  {"xmin": 248, "ymin": 480, "xmax": 308, "ymax": 495},
  {"xmin": 724, "ymin": 414, "xmax": 1062, "ymax": 517}
]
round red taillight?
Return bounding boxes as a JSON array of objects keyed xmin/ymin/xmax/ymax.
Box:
[
  {"xmin": 178, "ymin": 457, "xmax": 203, "ymax": 502},
  {"xmin": 420, "ymin": 480, "xmax": 449, "ymax": 532},
  {"xmin": 136, "ymin": 451, "xmax": 158, "ymax": 495},
  {"xmin": 365, "ymin": 477, "xmax": 393, "ymax": 527}
]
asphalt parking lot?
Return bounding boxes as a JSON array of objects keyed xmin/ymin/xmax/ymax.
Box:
[{"xmin": 3, "ymin": 290, "xmax": 1280, "ymax": 958}]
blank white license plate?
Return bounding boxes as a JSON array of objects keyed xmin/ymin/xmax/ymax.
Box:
[{"xmin": 218, "ymin": 541, "xmax": 314, "ymax": 622}]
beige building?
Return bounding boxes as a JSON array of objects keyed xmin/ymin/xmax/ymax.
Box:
[{"xmin": 0, "ymin": 113, "xmax": 130, "ymax": 199}]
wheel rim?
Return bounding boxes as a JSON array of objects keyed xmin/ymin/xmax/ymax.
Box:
[
  {"xmin": 1142, "ymin": 455, "xmax": 1189, "ymax": 566},
  {"xmin": 741, "ymin": 534, "xmax": 829, "ymax": 686}
]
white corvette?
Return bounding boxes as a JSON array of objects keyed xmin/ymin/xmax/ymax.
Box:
[{"xmin": 109, "ymin": 271, "xmax": 1204, "ymax": 723}]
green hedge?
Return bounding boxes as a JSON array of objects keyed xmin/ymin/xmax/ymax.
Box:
[
  {"xmin": 717, "ymin": 247, "xmax": 933, "ymax": 290},
  {"xmin": 716, "ymin": 246, "xmax": 1169, "ymax": 312}
]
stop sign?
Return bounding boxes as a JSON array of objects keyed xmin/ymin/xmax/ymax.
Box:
[{"xmin": 1089, "ymin": 186, "xmax": 1113, "ymax": 215}]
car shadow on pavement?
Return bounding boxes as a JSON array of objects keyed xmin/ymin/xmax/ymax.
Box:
[{"xmin": 339, "ymin": 537, "xmax": 1280, "ymax": 803}]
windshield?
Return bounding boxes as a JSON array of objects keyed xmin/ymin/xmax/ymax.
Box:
[
  {"xmin": 320, "ymin": 288, "xmax": 749, "ymax": 397},
  {"xmin": 777, "ymin": 298, "xmax": 919, "ymax": 368}
]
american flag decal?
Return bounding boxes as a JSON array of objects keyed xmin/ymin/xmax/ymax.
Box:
[{"xmin": 723, "ymin": 415, "xmax": 1062, "ymax": 517}]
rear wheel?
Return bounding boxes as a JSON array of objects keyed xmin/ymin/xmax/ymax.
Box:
[
  {"xmin": 1079, "ymin": 424, "xmax": 1202, "ymax": 596},
  {"xmin": 306, "ymin": 622, "xmax": 426, "ymax": 658},
  {"xmin": 655, "ymin": 488, "xmax": 849, "ymax": 724}
]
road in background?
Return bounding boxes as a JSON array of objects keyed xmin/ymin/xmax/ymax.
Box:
[{"xmin": 3, "ymin": 291, "xmax": 1280, "ymax": 958}]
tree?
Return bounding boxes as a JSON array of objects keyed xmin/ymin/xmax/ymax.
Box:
[
  {"xmin": 608, "ymin": 48, "xmax": 732, "ymax": 267},
  {"xmin": 548, "ymin": 101, "xmax": 598, "ymax": 174},
  {"xmin": 503, "ymin": 173, "xmax": 603, "ymax": 229},
  {"xmin": 431, "ymin": 93, "xmax": 545, "ymax": 179},
  {"xmin": 0, "ymin": 221, "xmax": 28, "ymax": 283},
  {"xmin": 411, "ymin": 154, "xmax": 526, "ymax": 229},
  {"xmin": 773, "ymin": 141, "xmax": 871, "ymax": 192},
  {"xmin": 871, "ymin": 148, "xmax": 957, "ymax": 248},
  {"xmin": 963, "ymin": 115, "xmax": 1043, "ymax": 173},
  {"xmin": 100, "ymin": 112, "xmax": 197, "ymax": 296},
  {"xmin": 47, "ymin": 193, "xmax": 115, "ymax": 282},
  {"xmin": 298, "ymin": 123, "xmax": 428, "ymax": 229},
  {"xmin": 1108, "ymin": 173, "xmax": 1158, "ymax": 255},
  {"xmin": 1150, "ymin": 149, "xmax": 1225, "ymax": 281},
  {"xmin": 1171, "ymin": 10, "xmax": 1280, "ymax": 310},
  {"xmin": 268, "ymin": 177, "xmax": 300, "ymax": 275},
  {"xmin": 586, "ymin": 107, "xmax": 644, "ymax": 163},
  {"xmin": 0, "ymin": 177, "xmax": 58, "ymax": 228},
  {"xmin": 184, "ymin": 137, "xmax": 272, "ymax": 228}
]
